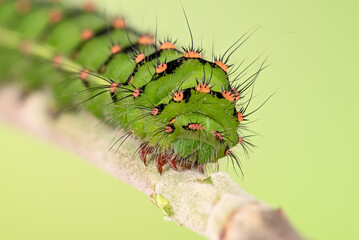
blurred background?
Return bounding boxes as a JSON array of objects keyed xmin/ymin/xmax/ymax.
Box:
[{"xmin": 1, "ymin": 0, "xmax": 358, "ymax": 239}]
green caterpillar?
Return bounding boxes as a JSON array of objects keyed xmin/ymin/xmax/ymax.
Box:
[{"xmin": 0, "ymin": 0, "xmax": 262, "ymax": 174}]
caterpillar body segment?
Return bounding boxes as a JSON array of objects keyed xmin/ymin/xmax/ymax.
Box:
[{"xmin": 0, "ymin": 0, "xmax": 256, "ymax": 174}]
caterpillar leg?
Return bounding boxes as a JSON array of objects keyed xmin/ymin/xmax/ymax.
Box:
[
  {"xmin": 139, "ymin": 143, "xmax": 155, "ymax": 166},
  {"xmin": 167, "ymin": 156, "xmax": 178, "ymax": 170},
  {"xmin": 155, "ymin": 153, "xmax": 168, "ymax": 174}
]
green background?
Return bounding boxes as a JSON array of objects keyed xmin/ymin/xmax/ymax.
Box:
[{"xmin": 1, "ymin": 0, "xmax": 358, "ymax": 239}]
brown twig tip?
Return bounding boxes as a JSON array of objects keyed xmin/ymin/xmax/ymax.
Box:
[{"xmin": 219, "ymin": 202, "xmax": 302, "ymax": 240}]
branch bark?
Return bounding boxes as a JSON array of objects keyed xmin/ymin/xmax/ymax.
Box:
[{"xmin": 0, "ymin": 85, "xmax": 302, "ymax": 240}]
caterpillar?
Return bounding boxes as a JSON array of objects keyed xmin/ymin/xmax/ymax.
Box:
[{"xmin": 0, "ymin": 0, "xmax": 265, "ymax": 174}]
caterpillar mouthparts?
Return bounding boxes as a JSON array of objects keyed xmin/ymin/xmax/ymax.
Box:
[{"xmin": 0, "ymin": 0, "xmax": 265, "ymax": 174}]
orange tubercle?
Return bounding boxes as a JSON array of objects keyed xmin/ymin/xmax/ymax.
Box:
[
  {"xmin": 225, "ymin": 149, "xmax": 231, "ymax": 156},
  {"xmin": 151, "ymin": 108, "xmax": 159, "ymax": 116},
  {"xmin": 99, "ymin": 65, "xmax": 106, "ymax": 73},
  {"xmin": 155, "ymin": 63, "xmax": 167, "ymax": 74},
  {"xmin": 132, "ymin": 89, "xmax": 140, "ymax": 98},
  {"xmin": 81, "ymin": 28, "xmax": 94, "ymax": 40},
  {"xmin": 237, "ymin": 111, "xmax": 244, "ymax": 122},
  {"xmin": 16, "ymin": 0, "xmax": 31, "ymax": 14},
  {"xmin": 80, "ymin": 69, "xmax": 89, "ymax": 80},
  {"xmin": 110, "ymin": 83, "xmax": 119, "ymax": 93},
  {"xmin": 112, "ymin": 18, "xmax": 126, "ymax": 29},
  {"xmin": 188, "ymin": 123, "xmax": 204, "ymax": 131},
  {"xmin": 128, "ymin": 76, "xmax": 134, "ymax": 84},
  {"xmin": 183, "ymin": 51, "xmax": 202, "ymax": 59},
  {"xmin": 52, "ymin": 55, "xmax": 63, "ymax": 68},
  {"xmin": 82, "ymin": 1, "xmax": 95, "ymax": 12},
  {"xmin": 222, "ymin": 91, "xmax": 236, "ymax": 102},
  {"xmin": 212, "ymin": 131, "xmax": 223, "ymax": 141},
  {"xmin": 215, "ymin": 61, "xmax": 229, "ymax": 72},
  {"xmin": 169, "ymin": 118, "xmax": 176, "ymax": 124},
  {"xmin": 164, "ymin": 125, "xmax": 174, "ymax": 134},
  {"xmin": 160, "ymin": 42, "xmax": 176, "ymax": 50},
  {"xmin": 135, "ymin": 53, "xmax": 145, "ymax": 63},
  {"xmin": 195, "ymin": 83, "xmax": 211, "ymax": 93},
  {"xmin": 139, "ymin": 35, "xmax": 154, "ymax": 45},
  {"xmin": 173, "ymin": 92, "xmax": 184, "ymax": 102},
  {"xmin": 49, "ymin": 9, "xmax": 63, "ymax": 24},
  {"xmin": 232, "ymin": 89, "xmax": 240, "ymax": 101},
  {"xmin": 111, "ymin": 45, "xmax": 122, "ymax": 55}
]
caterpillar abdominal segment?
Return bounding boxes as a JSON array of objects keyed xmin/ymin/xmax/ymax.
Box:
[{"xmin": 0, "ymin": 0, "xmax": 266, "ymax": 175}]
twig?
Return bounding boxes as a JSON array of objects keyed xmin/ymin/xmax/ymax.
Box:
[{"xmin": 0, "ymin": 85, "xmax": 302, "ymax": 240}]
